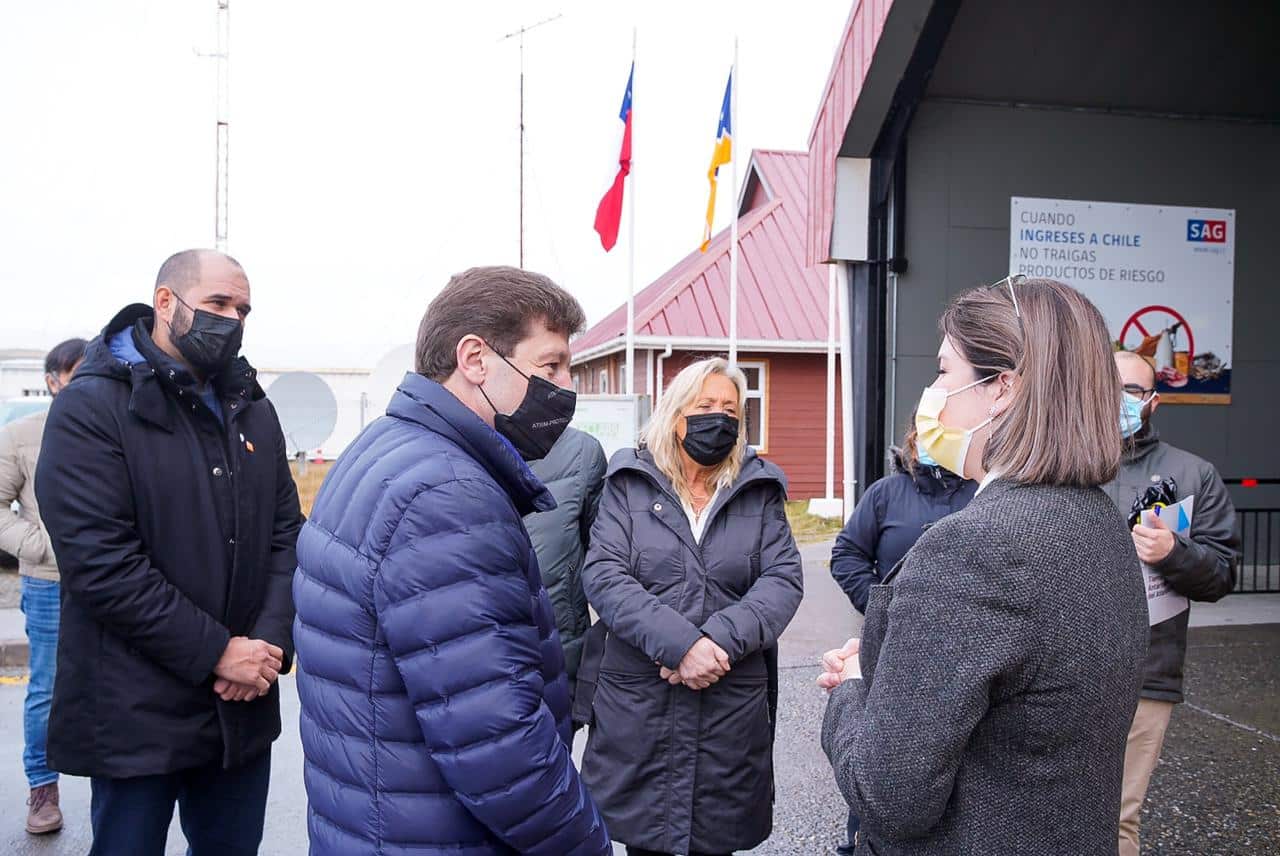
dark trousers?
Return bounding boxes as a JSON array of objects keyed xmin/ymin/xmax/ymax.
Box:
[
  {"xmin": 836, "ymin": 810, "xmax": 862, "ymax": 854},
  {"xmin": 89, "ymin": 750, "xmax": 271, "ymax": 856},
  {"xmin": 626, "ymin": 848, "xmax": 732, "ymax": 856}
]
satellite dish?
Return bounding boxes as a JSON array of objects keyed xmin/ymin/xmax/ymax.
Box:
[
  {"xmin": 365, "ymin": 344, "xmax": 413, "ymax": 420},
  {"xmin": 267, "ymin": 371, "xmax": 338, "ymax": 456}
]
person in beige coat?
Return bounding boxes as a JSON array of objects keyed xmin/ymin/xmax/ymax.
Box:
[{"xmin": 0, "ymin": 337, "xmax": 86, "ymax": 836}]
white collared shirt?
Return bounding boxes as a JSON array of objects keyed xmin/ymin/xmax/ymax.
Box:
[
  {"xmin": 976, "ymin": 471, "xmax": 1002, "ymax": 494},
  {"xmin": 682, "ymin": 488, "xmax": 720, "ymax": 543}
]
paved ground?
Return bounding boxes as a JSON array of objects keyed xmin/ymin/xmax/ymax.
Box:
[
  {"xmin": 0, "ymin": 567, "xmax": 20, "ymax": 609},
  {"xmin": 0, "ymin": 545, "xmax": 1275, "ymax": 854}
]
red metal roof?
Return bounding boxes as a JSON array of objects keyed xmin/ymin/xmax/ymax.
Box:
[
  {"xmin": 806, "ymin": 0, "xmax": 896, "ymax": 265},
  {"xmin": 573, "ymin": 149, "xmax": 830, "ymax": 359}
]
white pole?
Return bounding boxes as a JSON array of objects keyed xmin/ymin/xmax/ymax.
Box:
[
  {"xmin": 838, "ymin": 262, "xmax": 856, "ymax": 519},
  {"xmin": 825, "ymin": 262, "xmax": 837, "ymax": 500},
  {"xmin": 625, "ymin": 29, "xmax": 636, "ymax": 396},
  {"xmin": 727, "ymin": 41, "xmax": 739, "ymax": 370}
]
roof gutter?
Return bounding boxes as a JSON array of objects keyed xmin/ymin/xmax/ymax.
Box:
[
  {"xmin": 655, "ymin": 343, "xmax": 674, "ymax": 403},
  {"xmin": 572, "ymin": 336, "xmax": 840, "ymax": 366}
]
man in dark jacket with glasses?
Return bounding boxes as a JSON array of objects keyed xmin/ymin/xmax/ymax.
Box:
[{"xmin": 1104, "ymin": 350, "xmax": 1239, "ymax": 856}]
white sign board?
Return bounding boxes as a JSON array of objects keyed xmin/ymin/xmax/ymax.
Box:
[
  {"xmin": 1010, "ymin": 198, "xmax": 1235, "ymax": 403},
  {"xmin": 571, "ymin": 395, "xmax": 648, "ymax": 461}
]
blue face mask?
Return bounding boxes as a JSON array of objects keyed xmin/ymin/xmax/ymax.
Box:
[
  {"xmin": 1120, "ymin": 393, "xmax": 1148, "ymax": 438},
  {"xmin": 917, "ymin": 446, "xmax": 939, "ymax": 468}
]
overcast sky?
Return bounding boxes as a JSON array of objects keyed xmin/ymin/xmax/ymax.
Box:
[{"xmin": 0, "ymin": 1, "xmax": 848, "ymax": 368}]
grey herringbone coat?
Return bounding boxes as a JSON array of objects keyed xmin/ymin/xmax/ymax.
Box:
[{"xmin": 822, "ymin": 479, "xmax": 1148, "ymax": 855}]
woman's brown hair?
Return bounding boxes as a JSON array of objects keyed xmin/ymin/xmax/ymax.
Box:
[{"xmin": 939, "ymin": 278, "xmax": 1121, "ymax": 487}]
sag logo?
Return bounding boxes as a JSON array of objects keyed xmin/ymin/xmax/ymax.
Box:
[{"xmin": 1186, "ymin": 219, "xmax": 1227, "ymax": 243}]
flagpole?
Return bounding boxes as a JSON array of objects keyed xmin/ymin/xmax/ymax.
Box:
[
  {"xmin": 625, "ymin": 28, "xmax": 636, "ymax": 397},
  {"xmin": 728, "ymin": 39, "xmax": 739, "ymax": 371},
  {"xmin": 732, "ymin": 42, "xmax": 742, "ymax": 371}
]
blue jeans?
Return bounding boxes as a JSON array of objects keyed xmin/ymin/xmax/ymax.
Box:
[
  {"xmin": 20, "ymin": 576, "xmax": 59, "ymax": 789},
  {"xmin": 89, "ymin": 750, "xmax": 271, "ymax": 856}
]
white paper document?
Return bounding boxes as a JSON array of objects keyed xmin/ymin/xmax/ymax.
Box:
[{"xmin": 1138, "ymin": 495, "xmax": 1194, "ymax": 626}]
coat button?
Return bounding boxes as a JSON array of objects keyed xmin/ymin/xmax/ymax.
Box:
[
  {"xmin": 653, "ymin": 502, "xmax": 663, "ymax": 512},
  {"xmin": 212, "ymin": 467, "xmax": 224, "ymax": 477},
  {"xmin": 229, "ymin": 538, "xmax": 236, "ymax": 545}
]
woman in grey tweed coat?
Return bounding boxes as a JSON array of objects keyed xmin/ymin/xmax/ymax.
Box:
[{"xmin": 819, "ymin": 278, "xmax": 1149, "ymax": 855}]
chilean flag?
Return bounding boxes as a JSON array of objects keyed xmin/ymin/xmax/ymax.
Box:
[{"xmin": 593, "ymin": 64, "xmax": 633, "ymax": 252}]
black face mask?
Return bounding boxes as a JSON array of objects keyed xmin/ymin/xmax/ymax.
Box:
[
  {"xmin": 682, "ymin": 413, "xmax": 740, "ymax": 466},
  {"xmin": 479, "ymin": 347, "xmax": 577, "ymax": 462},
  {"xmin": 170, "ymin": 294, "xmax": 244, "ymax": 376}
]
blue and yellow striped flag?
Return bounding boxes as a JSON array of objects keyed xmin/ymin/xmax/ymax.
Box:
[{"xmin": 700, "ymin": 70, "xmax": 733, "ymax": 253}]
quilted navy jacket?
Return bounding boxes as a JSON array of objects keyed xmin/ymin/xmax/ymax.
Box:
[{"xmin": 293, "ymin": 372, "xmax": 611, "ymax": 855}]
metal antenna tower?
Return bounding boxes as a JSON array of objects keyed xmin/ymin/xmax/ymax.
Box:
[
  {"xmin": 500, "ymin": 13, "xmax": 562, "ymax": 268},
  {"xmin": 214, "ymin": 1, "xmax": 230, "ymax": 251}
]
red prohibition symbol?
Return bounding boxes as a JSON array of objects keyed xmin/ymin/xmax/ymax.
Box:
[{"xmin": 1119, "ymin": 305, "xmax": 1196, "ymax": 364}]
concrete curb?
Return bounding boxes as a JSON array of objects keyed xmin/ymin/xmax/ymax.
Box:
[{"xmin": 0, "ymin": 637, "xmax": 29, "ymax": 668}]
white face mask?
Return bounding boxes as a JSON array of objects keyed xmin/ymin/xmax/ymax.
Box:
[{"xmin": 914, "ymin": 375, "xmax": 996, "ymax": 478}]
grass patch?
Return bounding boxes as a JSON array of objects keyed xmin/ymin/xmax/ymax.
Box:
[
  {"xmin": 291, "ymin": 461, "xmax": 332, "ymax": 518},
  {"xmin": 293, "ymin": 465, "xmax": 843, "ymax": 547},
  {"xmin": 785, "ymin": 500, "xmax": 845, "ymax": 544}
]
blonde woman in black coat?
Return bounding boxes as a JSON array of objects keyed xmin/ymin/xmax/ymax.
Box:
[{"xmin": 579, "ymin": 357, "xmax": 804, "ymax": 856}]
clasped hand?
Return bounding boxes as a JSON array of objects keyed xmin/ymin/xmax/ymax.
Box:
[
  {"xmin": 658, "ymin": 637, "xmax": 731, "ymax": 690},
  {"xmin": 815, "ymin": 638, "xmax": 861, "ymax": 691},
  {"xmin": 212, "ymin": 636, "xmax": 284, "ymax": 702}
]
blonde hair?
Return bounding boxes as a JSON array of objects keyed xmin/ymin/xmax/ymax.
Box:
[
  {"xmin": 940, "ymin": 278, "xmax": 1122, "ymax": 487},
  {"xmin": 641, "ymin": 357, "xmax": 748, "ymax": 502}
]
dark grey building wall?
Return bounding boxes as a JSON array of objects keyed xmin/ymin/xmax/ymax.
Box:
[{"xmin": 889, "ymin": 99, "xmax": 1279, "ymax": 498}]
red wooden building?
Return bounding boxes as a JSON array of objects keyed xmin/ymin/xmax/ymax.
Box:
[{"xmin": 571, "ymin": 149, "xmax": 845, "ymax": 501}]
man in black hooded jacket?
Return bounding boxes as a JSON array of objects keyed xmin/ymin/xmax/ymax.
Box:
[{"xmin": 35, "ymin": 249, "xmax": 303, "ymax": 855}]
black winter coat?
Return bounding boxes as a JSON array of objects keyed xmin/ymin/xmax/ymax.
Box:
[
  {"xmin": 34, "ymin": 305, "xmax": 303, "ymax": 778},
  {"xmin": 578, "ymin": 448, "xmax": 804, "ymax": 854},
  {"xmin": 1101, "ymin": 426, "xmax": 1239, "ymax": 702},
  {"xmin": 525, "ymin": 427, "xmax": 607, "ymax": 682},
  {"xmin": 830, "ymin": 449, "xmax": 977, "ymax": 613}
]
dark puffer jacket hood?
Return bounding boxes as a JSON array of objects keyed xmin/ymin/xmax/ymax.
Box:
[
  {"xmin": 889, "ymin": 446, "xmax": 971, "ymax": 499},
  {"xmin": 830, "ymin": 447, "xmax": 978, "ymax": 613}
]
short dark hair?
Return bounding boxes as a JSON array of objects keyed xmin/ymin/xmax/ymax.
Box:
[
  {"xmin": 415, "ymin": 266, "xmax": 586, "ymax": 381},
  {"xmin": 45, "ymin": 338, "xmax": 88, "ymax": 376},
  {"xmin": 155, "ymin": 249, "xmax": 243, "ymax": 296}
]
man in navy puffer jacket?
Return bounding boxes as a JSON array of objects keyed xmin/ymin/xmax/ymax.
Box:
[{"xmin": 293, "ymin": 266, "xmax": 610, "ymax": 855}]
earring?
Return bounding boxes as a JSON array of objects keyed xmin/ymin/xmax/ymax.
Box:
[{"xmin": 988, "ymin": 404, "xmax": 997, "ymax": 417}]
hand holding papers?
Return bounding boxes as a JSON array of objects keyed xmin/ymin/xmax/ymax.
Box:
[{"xmin": 1135, "ymin": 495, "xmax": 1194, "ymax": 626}]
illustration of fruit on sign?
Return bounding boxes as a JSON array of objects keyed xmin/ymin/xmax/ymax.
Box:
[{"xmin": 1120, "ymin": 306, "xmax": 1194, "ymax": 389}]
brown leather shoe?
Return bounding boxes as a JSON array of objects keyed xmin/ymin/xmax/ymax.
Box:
[{"xmin": 26, "ymin": 782, "xmax": 63, "ymax": 835}]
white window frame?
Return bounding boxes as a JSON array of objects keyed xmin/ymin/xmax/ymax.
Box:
[{"xmin": 737, "ymin": 360, "xmax": 768, "ymax": 451}]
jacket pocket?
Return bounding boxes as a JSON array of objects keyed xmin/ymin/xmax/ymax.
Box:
[
  {"xmin": 705, "ymin": 551, "xmax": 758, "ymax": 600},
  {"xmin": 634, "ymin": 548, "xmax": 684, "ymax": 600}
]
